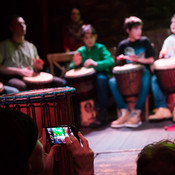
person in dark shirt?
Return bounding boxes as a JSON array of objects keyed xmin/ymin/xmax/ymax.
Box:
[{"xmin": 109, "ymin": 16, "xmax": 155, "ymax": 128}]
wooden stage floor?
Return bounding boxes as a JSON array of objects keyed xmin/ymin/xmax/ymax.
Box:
[{"xmin": 80, "ymin": 119, "xmax": 175, "ymax": 175}]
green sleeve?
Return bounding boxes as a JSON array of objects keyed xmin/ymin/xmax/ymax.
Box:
[{"xmin": 94, "ymin": 45, "xmax": 115, "ymax": 72}]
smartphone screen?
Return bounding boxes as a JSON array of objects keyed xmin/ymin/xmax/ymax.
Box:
[{"xmin": 45, "ymin": 126, "xmax": 77, "ymax": 144}]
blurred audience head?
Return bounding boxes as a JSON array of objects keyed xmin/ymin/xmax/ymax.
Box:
[
  {"xmin": 70, "ymin": 8, "xmax": 81, "ymax": 23},
  {"xmin": 0, "ymin": 107, "xmax": 44, "ymax": 175},
  {"xmin": 137, "ymin": 140, "xmax": 175, "ymax": 175}
]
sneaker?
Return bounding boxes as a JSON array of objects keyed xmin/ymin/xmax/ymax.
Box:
[
  {"xmin": 125, "ymin": 109, "xmax": 142, "ymax": 128},
  {"xmin": 110, "ymin": 109, "xmax": 130, "ymax": 128},
  {"xmin": 149, "ymin": 107, "xmax": 172, "ymax": 121}
]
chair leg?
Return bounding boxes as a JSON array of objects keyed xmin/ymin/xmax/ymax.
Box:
[{"xmin": 144, "ymin": 95, "xmax": 149, "ymax": 120}]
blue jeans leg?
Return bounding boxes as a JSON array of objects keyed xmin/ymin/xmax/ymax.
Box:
[
  {"xmin": 96, "ymin": 73, "xmax": 109, "ymax": 109},
  {"xmin": 4, "ymin": 85, "xmax": 19, "ymax": 94},
  {"xmin": 135, "ymin": 69, "xmax": 151, "ymax": 110},
  {"xmin": 151, "ymin": 75, "xmax": 167, "ymax": 108},
  {"xmin": 108, "ymin": 77, "xmax": 128, "ymax": 109}
]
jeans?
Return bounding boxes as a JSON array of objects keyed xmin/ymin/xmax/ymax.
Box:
[
  {"xmin": 4, "ymin": 85, "xmax": 19, "ymax": 94},
  {"xmin": 108, "ymin": 68, "xmax": 151, "ymax": 111},
  {"xmin": 96, "ymin": 72, "xmax": 109, "ymax": 109},
  {"xmin": 151, "ymin": 75, "xmax": 167, "ymax": 108}
]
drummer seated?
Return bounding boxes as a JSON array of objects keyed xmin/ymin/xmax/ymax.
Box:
[
  {"xmin": 69, "ymin": 24, "xmax": 115, "ymax": 128},
  {"xmin": 149, "ymin": 14, "xmax": 175, "ymax": 121},
  {"xmin": 0, "ymin": 15, "xmax": 66, "ymax": 91},
  {"xmin": 109, "ymin": 16, "xmax": 155, "ymax": 128}
]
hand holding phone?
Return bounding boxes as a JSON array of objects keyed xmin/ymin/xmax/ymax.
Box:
[{"xmin": 45, "ymin": 125, "xmax": 79, "ymax": 145}]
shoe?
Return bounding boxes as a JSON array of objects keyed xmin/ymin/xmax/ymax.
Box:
[
  {"xmin": 125, "ymin": 109, "xmax": 142, "ymax": 128},
  {"xmin": 110, "ymin": 109, "xmax": 130, "ymax": 128},
  {"xmin": 149, "ymin": 107, "xmax": 172, "ymax": 121}
]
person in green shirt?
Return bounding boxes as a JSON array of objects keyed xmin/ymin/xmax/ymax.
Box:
[{"xmin": 69, "ymin": 24, "xmax": 115, "ymax": 128}]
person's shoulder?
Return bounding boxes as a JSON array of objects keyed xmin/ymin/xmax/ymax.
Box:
[
  {"xmin": 24, "ymin": 40, "xmax": 37, "ymax": 48},
  {"xmin": 118, "ymin": 38, "xmax": 129, "ymax": 47},
  {"xmin": 0, "ymin": 39, "xmax": 11, "ymax": 45},
  {"xmin": 140, "ymin": 36, "xmax": 151, "ymax": 42},
  {"xmin": 164, "ymin": 34, "xmax": 175, "ymax": 42},
  {"xmin": 77, "ymin": 45, "xmax": 86, "ymax": 52},
  {"xmin": 95, "ymin": 43, "xmax": 107, "ymax": 49},
  {"xmin": 0, "ymin": 39, "xmax": 13, "ymax": 48}
]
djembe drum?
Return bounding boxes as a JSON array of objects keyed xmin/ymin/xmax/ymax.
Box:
[
  {"xmin": 113, "ymin": 64, "xmax": 143, "ymax": 110},
  {"xmin": 23, "ymin": 72, "xmax": 54, "ymax": 90},
  {"xmin": 0, "ymin": 87, "xmax": 78, "ymax": 175},
  {"xmin": 65, "ymin": 67, "xmax": 97, "ymax": 126},
  {"xmin": 152, "ymin": 58, "xmax": 175, "ymax": 112}
]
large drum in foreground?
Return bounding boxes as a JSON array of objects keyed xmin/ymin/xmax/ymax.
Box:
[
  {"xmin": 113, "ymin": 64, "xmax": 143, "ymax": 97},
  {"xmin": 152, "ymin": 58, "xmax": 175, "ymax": 94},
  {"xmin": 0, "ymin": 87, "xmax": 78, "ymax": 175},
  {"xmin": 23, "ymin": 72, "xmax": 54, "ymax": 90},
  {"xmin": 65, "ymin": 67, "xmax": 97, "ymax": 126}
]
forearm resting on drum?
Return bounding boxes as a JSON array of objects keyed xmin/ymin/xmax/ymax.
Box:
[
  {"xmin": 84, "ymin": 59, "xmax": 97, "ymax": 68},
  {"xmin": 94, "ymin": 60, "xmax": 114, "ymax": 71},
  {"xmin": 0, "ymin": 65, "xmax": 33, "ymax": 77},
  {"xmin": 136, "ymin": 57, "xmax": 154, "ymax": 64}
]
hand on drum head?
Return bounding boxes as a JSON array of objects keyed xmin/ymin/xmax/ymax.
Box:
[
  {"xmin": 33, "ymin": 58, "xmax": 44, "ymax": 71},
  {"xmin": 18, "ymin": 67, "xmax": 34, "ymax": 77},
  {"xmin": 116, "ymin": 54, "xmax": 130, "ymax": 61},
  {"xmin": 159, "ymin": 49, "xmax": 168, "ymax": 58},
  {"xmin": 73, "ymin": 52, "xmax": 82, "ymax": 66},
  {"xmin": 65, "ymin": 132, "xmax": 94, "ymax": 175},
  {"xmin": 84, "ymin": 58, "xmax": 97, "ymax": 68},
  {"xmin": 116, "ymin": 54, "xmax": 138, "ymax": 62}
]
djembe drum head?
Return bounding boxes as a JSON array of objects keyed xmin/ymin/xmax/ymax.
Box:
[
  {"xmin": 23, "ymin": 72, "xmax": 54, "ymax": 90},
  {"xmin": 65, "ymin": 67, "xmax": 96, "ymax": 101}
]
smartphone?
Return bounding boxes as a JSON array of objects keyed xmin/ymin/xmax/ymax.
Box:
[{"xmin": 45, "ymin": 125, "xmax": 79, "ymax": 145}]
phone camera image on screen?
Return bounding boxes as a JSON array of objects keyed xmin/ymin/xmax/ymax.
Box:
[{"xmin": 46, "ymin": 126, "xmax": 74, "ymax": 144}]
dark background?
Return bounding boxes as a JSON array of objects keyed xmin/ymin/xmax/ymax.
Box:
[{"xmin": 0, "ymin": 0, "xmax": 175, "ymax": 68}]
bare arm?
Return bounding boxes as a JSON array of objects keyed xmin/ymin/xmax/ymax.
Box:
[
  {"xmin": 135, "ymin": 57, "xmax": 154, "ymax": 64},
  {"xmin": 0, "ymin": 65, "xmax": 34, "ymax": 77},
  {"xmin": 116, "ymin": 54, "xmax": 154, "ymax": 64}
]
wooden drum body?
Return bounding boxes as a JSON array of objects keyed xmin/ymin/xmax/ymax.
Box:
[
  {"xmin": 23, "ymin": 72, "xmax": 54, "ymax": 90},
  {"xmin": 65, "ymin": 67, "xmax": 97, "ymax": 126},
  {"xmin": 65, "ymin": 67, "xmax": 96, "ymax": 101},
  {"xmin": 0, "ymin": 87, "xmax": 78, "ymax": 175},
  {"xmin": 153, "ymin": 58, "xmax": 175, "ymax": 111},
  {"xmin": 113, "ymin": 64, "xmax": 143, "ymax": 110},
  {"xmin": 153, "ymin": 58, "xmax": 175, "ymax": 93}
]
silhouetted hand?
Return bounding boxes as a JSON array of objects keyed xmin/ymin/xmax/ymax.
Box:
[{"xmin": 65, "ymin": 132, "xmax": 94, "ymax": 175}]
